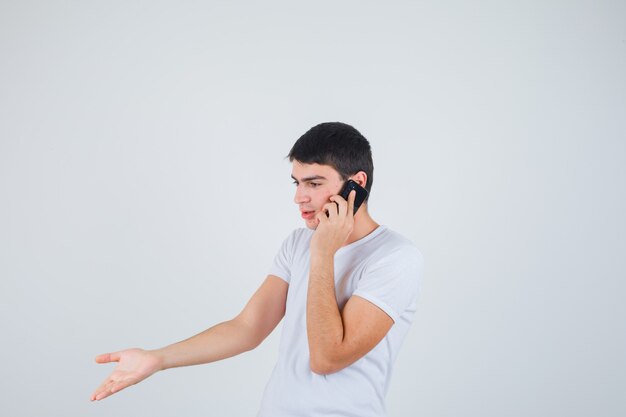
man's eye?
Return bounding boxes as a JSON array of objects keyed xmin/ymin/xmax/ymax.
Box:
[
  {"xmin": 309, "ymin": 183, "xmax": 320, "ymax": 188},
  {"xmin": 292, "ymin": 181, "xmax": 299, "ymax": 186}
]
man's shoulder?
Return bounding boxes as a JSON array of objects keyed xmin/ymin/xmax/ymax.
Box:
[
  {"xmin": 286, "ymin": 227, "xmax": 314, "ymax": 241},
  {"xmin": 279, "ymin": 227, "xmax": 314, "ymax": 249},
  {"xmin": 369, "ymin": 226, "xmax": 423, "ymax": 264},
  {"xmin": 377, "ymin": 226, "xmax": 420, "ymax": 250}
]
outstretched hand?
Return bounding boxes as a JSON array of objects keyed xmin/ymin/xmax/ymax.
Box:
[{"xmin": 91, "ymin": 348, "xmax": 162, "ymax": 401}]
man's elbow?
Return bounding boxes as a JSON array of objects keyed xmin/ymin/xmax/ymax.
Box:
[{"xmin": 309, "ymin": 354, "xmax": 347, "ymax": 375}]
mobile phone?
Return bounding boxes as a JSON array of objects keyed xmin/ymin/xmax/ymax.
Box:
[{"xmin": 338, "ymin": 180, "xmax": 369, "ymax": 215}]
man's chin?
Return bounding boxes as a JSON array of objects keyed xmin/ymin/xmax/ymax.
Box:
[{"xmin": 304, "ymin": 218, "xmax": 318, "ymax": 230}]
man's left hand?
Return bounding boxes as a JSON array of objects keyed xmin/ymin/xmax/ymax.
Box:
[{"xmin": 310, "ymin": 190, "xmax": 356, "ymax": 257}]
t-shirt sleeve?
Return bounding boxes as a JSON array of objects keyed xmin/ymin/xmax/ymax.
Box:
[
  {"xmin": 268, "ymin": 230, "xmax": 299, "ymax": 283},
  {"xmin": 352, "ymin": 245, "xmax": 423, "ymax": 323}
]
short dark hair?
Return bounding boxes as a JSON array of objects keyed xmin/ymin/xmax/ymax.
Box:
[{"xmin": 288, "ymin": 122, "xmax": 374, "ymax": 199}]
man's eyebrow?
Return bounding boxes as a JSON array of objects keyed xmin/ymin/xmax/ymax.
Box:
[{"xmin": 291, "ymin": 175, "xmax": 327, "ymax": 182}]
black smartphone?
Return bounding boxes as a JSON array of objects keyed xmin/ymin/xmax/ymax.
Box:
[{"xmin": 338, "ymin": 180, "xmax": 369, "ymax": 215}]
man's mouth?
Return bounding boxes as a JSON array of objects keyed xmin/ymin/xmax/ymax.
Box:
[{"xmin": 301, "ymin": 210, "xmax": 316, "ymax": 220}]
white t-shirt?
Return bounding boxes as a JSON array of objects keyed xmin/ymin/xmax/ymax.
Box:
[{"xmin": 258, "ymin": 225, "xmax": 423, "ymax": 417}]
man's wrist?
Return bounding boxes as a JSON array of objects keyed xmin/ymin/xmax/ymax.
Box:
[
  {"xmin": 149, "ymin": 348, "xmax": 168, "ymax": 371},
  {"xmin": 309, "ymin": 250, "xmax": 336, "ymax": 285},
  {"xmin": 310, "ymin": 248, "xmax": 335, "ymax": 264}
]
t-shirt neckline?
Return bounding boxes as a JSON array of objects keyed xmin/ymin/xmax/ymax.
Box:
[{"xmin": 336, "ymin": 225, "xmax": 387, "ymax": 255}]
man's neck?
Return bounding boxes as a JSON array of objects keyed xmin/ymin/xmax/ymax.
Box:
[{"xmin": 344, "ymin": 206, "xmax": 379, "ymax": 246}]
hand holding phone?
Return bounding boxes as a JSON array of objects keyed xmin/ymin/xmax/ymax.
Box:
[{"xmin": 338, "ymin": 180, "xmax": 368, "ymax": 215}]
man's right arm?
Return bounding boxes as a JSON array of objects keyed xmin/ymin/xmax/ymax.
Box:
[{"xmin": 91, "ymin": 275, "xmax": 288, "ymax": 401}]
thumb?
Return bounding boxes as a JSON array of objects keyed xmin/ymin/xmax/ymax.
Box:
[{"xmin": 94, "ymin": 351, "xmax": 121, "ymax": 364}]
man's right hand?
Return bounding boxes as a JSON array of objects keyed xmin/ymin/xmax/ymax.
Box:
[
  {"xmin": 89, "ymin": 276, "xmax": 288, "ymax": 402},
  {"xmin": 90, "ymin": 348, "xmax": 162, "ymax": 401}
]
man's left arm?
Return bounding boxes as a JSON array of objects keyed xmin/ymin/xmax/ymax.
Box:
[
  {"xmin": 306, "ymin": 192, "xmax": 394, "ymax": 375},
  {"xmin": 307, "ymin": 253, "xmax": 394, "ymax": 374}
]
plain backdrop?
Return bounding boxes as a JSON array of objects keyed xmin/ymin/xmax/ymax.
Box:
[{"xmin": 1, "ymin": 1, "xmax": 625, "ymax": 416}]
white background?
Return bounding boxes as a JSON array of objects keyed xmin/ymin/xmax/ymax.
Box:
[{"xmin": 1, "ymin": 1, "xmax": 625, "ymax": 416}]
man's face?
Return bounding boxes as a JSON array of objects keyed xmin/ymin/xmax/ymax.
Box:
[{"xmin": 291, "ymin": 161, "xmax": 344, "ymax": 230}]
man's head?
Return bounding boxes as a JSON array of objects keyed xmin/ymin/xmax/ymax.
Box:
[
  {"xmin": 288, "ymin": 122, "xmax": 374, "ymax": 194},
  {"xmin": 288, "ymin": 122, "xmax": 374, "ymax": 229}
]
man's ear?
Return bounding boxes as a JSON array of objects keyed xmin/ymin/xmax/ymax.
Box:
[{"xmin": 351, "ymin": 171, "xmax": 368, "ymax": 188}]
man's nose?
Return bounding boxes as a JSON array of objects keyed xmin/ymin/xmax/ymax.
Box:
[{"xmin": 294, "ymin": 185, "xmax": 310, "ymax": 204}]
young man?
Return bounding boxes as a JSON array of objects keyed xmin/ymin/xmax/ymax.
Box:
[{"xmin": 91, "ymin": 122, "xmax": 423, "ymax": 417}]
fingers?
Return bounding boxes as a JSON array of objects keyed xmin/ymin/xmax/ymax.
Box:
[
  {"xmin": 95, "ymin": 352, "xmax": 120, "ymax": 364},
  {"xmin": 91, "ymin": 375, "xmax": 134, "ymax": 401},
  {"xmin": 315, "ymin": 209, "xmax": 329, "ymax": 225},
  {"xmin": 91, "ymin": 351, "xmax": 126, "ymax": 401},
  {"xmin": 322, "ymin": 201, "xmax": 339, "ymax": 218},
  {"xmin": 91, "ymin": 377, "xmax": 115, "ymax": 401},
  {"xmin": 329, "ymin": 190, "xmax": 355, "ymax": 218},
  {"xmin": 91, "ymin": 380, "xmax": 113, "ymax": 401},
  {"xmin": 347, "ymin": 189, "xmax": 356, "ymax": 216},
  {"xmin": 316, "ymin": 190, "xmax": 356, "ymax": 228}
]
